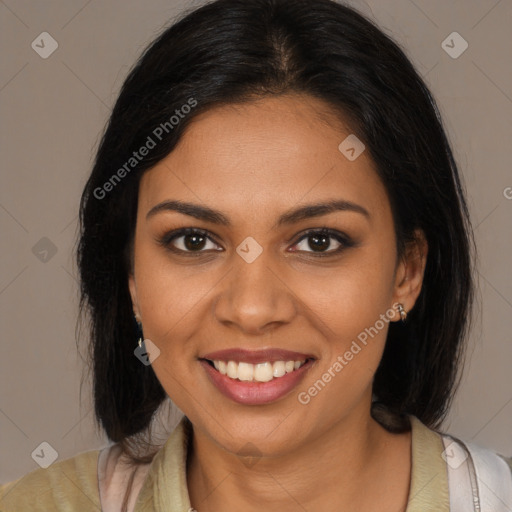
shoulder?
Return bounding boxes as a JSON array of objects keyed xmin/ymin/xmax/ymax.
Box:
[
  {"xmin": 441, "ymin": 434, "xmax": 512, "ymax": 511},
  {"xmin": 409, "ymin": 415, "xmax": 512, "ymax": 473},
  {"xmin": 439, "ymin": 428, "xmax": 512, "ymax": 480},
  {"xmin": 0, "ymin": 448, "xmax": 101, "ymax": 511},
  {"xmin": 409, "ymin": 415, "xmax": 512, "ymax": 512}
]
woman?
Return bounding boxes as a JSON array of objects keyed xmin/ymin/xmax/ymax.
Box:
[{"xmin": 1, "ymin": 0, "xmax": 511, "ymax": 510}]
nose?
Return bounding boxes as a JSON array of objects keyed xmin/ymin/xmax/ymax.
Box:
[{"xmin": 213, "ymin": 249, "xmax": 297, "ymax": 335}]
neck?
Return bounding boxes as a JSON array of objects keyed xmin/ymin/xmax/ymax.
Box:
[{"xmin": 186, "ymin": 402, "xmax": 412, "ymax": 512}]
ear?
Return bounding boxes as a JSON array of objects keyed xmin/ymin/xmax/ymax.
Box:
[
  {"xmin": 390, "ymin": 228, "xmax": 428, "ymax": 322},
  {"xmin": 128, "ymin": 273, "xmax": 141, "ymax": 321}
]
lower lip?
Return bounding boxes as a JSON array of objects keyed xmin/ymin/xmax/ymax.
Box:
[{"xmin": 200, "ymin": 359, "xmax": 315, "ymax": 405}]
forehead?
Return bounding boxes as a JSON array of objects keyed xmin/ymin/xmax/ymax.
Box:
[{"xmin": 138, "ymin": 94, "xmax": 390, "ymax": 225}]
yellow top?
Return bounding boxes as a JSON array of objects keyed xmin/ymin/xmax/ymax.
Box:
[{"xmin": 0, "ymin": 415, "xmax": 466, "ymax": 511}]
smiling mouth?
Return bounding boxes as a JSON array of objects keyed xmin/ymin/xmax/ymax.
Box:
[{"xmin": 202, "ymin": 358, "xmax": 314, "ymax": 383}]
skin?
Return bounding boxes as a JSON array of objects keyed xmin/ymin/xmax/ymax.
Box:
[{"xmin": 129, "ymin": 93, "xmax": 428, "ymax": 512}]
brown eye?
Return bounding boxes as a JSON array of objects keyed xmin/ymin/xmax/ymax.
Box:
[
  {"xmin": 182, "ymin": 233, "xmax": 207, "ymax": 251},
  {"xmin": 290, "ymin": 228, "xmax": 353, "ymax": 256},
  {"xmin": 304, "ymin": 233, "xmax": 336, "ymax": 252},
  {"xmin": 160, "ymin": 228, "xmax": 222, "ymax": 254}
]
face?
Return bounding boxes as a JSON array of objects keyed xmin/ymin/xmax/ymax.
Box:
[{"xmin": 129, "ymin": 93, "xmax": 426, "ymax": 457}]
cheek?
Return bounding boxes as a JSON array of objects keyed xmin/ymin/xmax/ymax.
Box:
[
  {"xmin": 133, "ymin": 250, "xmax": 214, "ymax": 408},
  {"xmin": 132, "ymin": 245, "xmax": 219, "ymax": 386},
  {"xmin": 292, "ymin": 242, "xmax": 396, "ymax": 344},
  {"xmin": 295, "ymin": 304, "xmax": 390, "ymax": 426},
  {"xmin": 292, "ymin": 241, "xmax": 396, "ymax": 411},
  {"xmin": 134, "ymin": 238, "xmax": 209, "ymax": 330}
]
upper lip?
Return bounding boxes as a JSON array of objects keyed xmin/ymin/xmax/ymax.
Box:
[{"xmin": 201, "ymin": 348, "xmax": 315, "ymax": 364}]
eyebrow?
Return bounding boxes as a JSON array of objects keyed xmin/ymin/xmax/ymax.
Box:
[{"xmin": 146, "ymin": 198, "xmax": 370, "ymax": 227}]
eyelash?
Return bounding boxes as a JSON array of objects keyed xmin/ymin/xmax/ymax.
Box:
[{"xmin": 157, "ymin": 227, "xmax": 355, "ymax": 258}]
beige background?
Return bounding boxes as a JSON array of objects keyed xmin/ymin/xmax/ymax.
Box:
[{"xmin": 1, "ymin": 0, "xmax": 511, "ymax": 483}]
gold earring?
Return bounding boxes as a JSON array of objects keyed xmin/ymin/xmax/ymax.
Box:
[{"xmin": 397, "ymin": 303, "xmax": 407, "ymax": 323}]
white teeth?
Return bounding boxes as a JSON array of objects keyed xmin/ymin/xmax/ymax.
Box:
[
  {"xmin": 218, "ymin": 360, "xmax": 227, "ymax": 375},
  {"xmin": 211, "ymin": 359, "xmax": 307, "ymax": 382},
  {"xmin": 226, "ymin": 361, "xmax": 238, "ymax": 379},
  {"xmin": 254, "ymin": 362, "xmax": 273, "ymax": 382},
  {"xmin": 273, "ymin": 361, "xmax": 286, "ymax": 377},
  {"xmin": 238, "ymin": 362, "xmax": 253, "ymax": 381}
]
